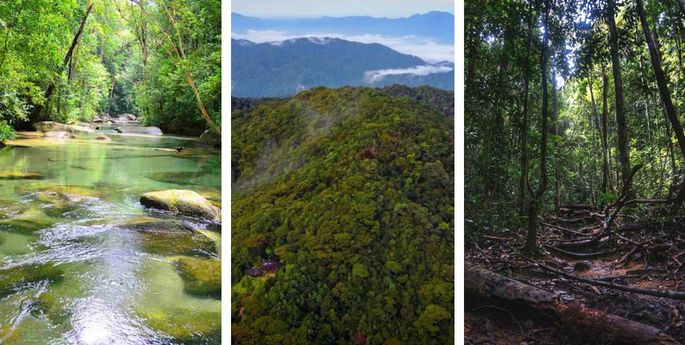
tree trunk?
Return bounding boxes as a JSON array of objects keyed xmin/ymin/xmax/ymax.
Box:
[
  {"xmin": 552, "ymin": 71, "xmax": 561, "ymax": 215},
  {"xmin": 524, "ymin": 6, "xmax": 550, "ymax": 254},
  {"xmin": 636, "ymin": 0, "xmax": 685, "ymax": 202},
  {"xmin": 519, "ymin": 15, "xmax": 534, "ymax": 217},
  {"xmin": 607, "ymin": 0, "xmax": 632, "ymax": 197},
  {"xmin": 34, "ymin": 2, "xmax": 93, "ymax": 120},
  {"xmin": 465, "ymin": 262, "xmax": 680, "ymax": 345},
  {"xmin": 601, "ymin": 66, "xmax": 612, "ymax": 192}
]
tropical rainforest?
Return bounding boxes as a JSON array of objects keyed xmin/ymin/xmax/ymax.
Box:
[
  {"xmin": 0, "ymin": 1, "xmax": 221, "ymax": 344},
  {"xmin": 0, "ymin": 0, "xmax": 220, "ymax": 138},
  {"xmin": 231, "ymin": 85, "xmax": 454, "ymax": 345},
  {"xmin": 466, "ymin": 0, "xmax": 685, "ymax": 343}
]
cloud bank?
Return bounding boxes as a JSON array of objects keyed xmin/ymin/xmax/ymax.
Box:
[
  {"xmin": 363, "ymin": 65, "xmax": 454, "ymax": 83},
  {"xmin": 232, "ymin": 30, "xmax": 454, "ymax": 62}
]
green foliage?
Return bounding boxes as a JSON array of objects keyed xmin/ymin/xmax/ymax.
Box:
[
  {"xmin": 466, "ymin": 0, "xmax": 685, "ymax": 245},
  {"xmin": 0, "ymin": 120, "xmax": 16, "ymax": 141},
  {"xmin": 135, "ymin": 0, "xmax": 221, "ymax": 135},
  {"xmin": 0, "ymin": 0, "xmax": 220, "ymax": 135},
  {"xmin": 232, "ymin": 86, "xmax": 453, "ymax": 344}
]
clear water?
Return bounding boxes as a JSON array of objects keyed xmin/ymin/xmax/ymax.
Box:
[{"xmin": 0, "ymin": 132, "xmax": 221, "ymax": 344}]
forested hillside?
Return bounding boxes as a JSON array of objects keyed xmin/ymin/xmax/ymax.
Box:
[
  {"xmin": 232, "ymin": 86, "xmax": 454, "ymax": 344},
  {"xmin": 466, "ymin": 0, "xmax": 685, "ymax": 343},
  {"xmin": 0, "ymin": 0, "xmax": 220, "ymax": 138}
]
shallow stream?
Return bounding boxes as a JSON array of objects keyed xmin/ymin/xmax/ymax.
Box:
[{"xmin": 0, "ymin": 131, "xmax": 221, "ymax": 345}]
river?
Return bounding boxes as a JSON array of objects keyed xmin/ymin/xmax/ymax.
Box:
[{"xmin": 0, "ymin": 131, "xmax": 221, "ymax": 345}]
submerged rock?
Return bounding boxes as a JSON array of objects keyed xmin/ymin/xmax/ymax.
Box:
[
  {"xmin": 140, "ymin": 190, "xmax": 220, "ymax": 222},
  {"xmin": 125, "ymin": 217, "xmax": 217, "ymax": 256},
  {"xmin": 33, "ymin": 121, "xmax": 95, "ymax": 134},
  {"xmin": 35, "ymin": 290, "xmax": 70, "ymax": 323},
  {"xmin": 0, "ymin": 172, "xmax": 45, "ymax": 180},
  {"xmin": 138, "ymin": 308, "xmax": 220, "ymax": 343},
  {"xmin": 176, "ymin": 257, "xmax": 221, "ymax": 297},
  {"xmin": 140, "ymin": 231, "xmax": 216, "ymax": 257},
  {"xmin": 198, "ymin": 129, "xmax": 221, "ymax": 148},
  {"xmin": 0, "ymin": 207, "xmax": 55, "ymax": 233},
  {"xmin": 95, "ymin": 135, "xmax": 111, "ymax": 141},
  {"xmin": 0, "ymin": 263, "xmax": 64, "ymax": 297},
  {"xmin": 36, "ymin": 185, "xmax": 101, "ymax": 202}
]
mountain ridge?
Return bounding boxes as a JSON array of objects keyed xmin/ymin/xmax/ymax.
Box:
[{"xmin": 231, "ymin": 37, "xmax": 454, "ymax": 97}]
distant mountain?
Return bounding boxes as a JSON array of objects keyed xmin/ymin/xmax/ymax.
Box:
[
  {"xmin": 231, "ymin": 38, "xmax": 454, "ymax": 97},
  {"xmin": 232, "ymin": 11, "xmax": 454, "ymax": 44}
]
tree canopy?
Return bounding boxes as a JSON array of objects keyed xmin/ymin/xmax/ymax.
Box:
[{"xmin": 0, "ymin": 0, "xmax": 220, "ymax": 140}]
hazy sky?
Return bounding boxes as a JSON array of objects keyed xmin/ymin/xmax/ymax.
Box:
[{"xmin": 232, "ymin": 0, "xmax": 454, "ymax": 18}]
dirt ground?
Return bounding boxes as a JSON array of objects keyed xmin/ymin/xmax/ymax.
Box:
[{"xmin": 466, "ymin": 205, "xmax": 685, "ymax": 344}]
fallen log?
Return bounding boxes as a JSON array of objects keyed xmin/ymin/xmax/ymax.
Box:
[{"xmin": 465, "ymin": 261, "xmax": 679, "ymax": 345}]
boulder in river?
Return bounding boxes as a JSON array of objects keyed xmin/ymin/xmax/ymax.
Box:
[
  {"xmin": 33, "ymin": 121, "xmax": 95, "ymax": 134},
  {"xmin": 198, "ymin": 129, "xmax": 221, "ymax": 148},
  {"xmin": 44, "ymin": 131, "xmax": 76, "ymax": 139},
  {"xmin": 175, "ymin": 257, "xmax": 221, "ymax": 297},
  {"xmin": 140, "ymin": 190, "xmax": 220, "ymax": 222},
  {"xmin": 95, "ymin": 135, "xmax": 111, "ymax": 141},
  {"xmin": 118, "ymin": 126, "xmax": 163, "ymax": 135}
]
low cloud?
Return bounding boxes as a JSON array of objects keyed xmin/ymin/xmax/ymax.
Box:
[
  {"xmin": 363, "ymin": 65, "xmax": 453, "ymax": 83},
  {"xmin": 232, "ymin": 30, "xmax": 454, "ymax": 62}
]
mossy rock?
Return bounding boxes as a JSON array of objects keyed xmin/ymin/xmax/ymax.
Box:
[
  {"xmin": 33, "ymin": 121, "xmax": 94, "ymax": 134},
  {"xmin": 0, "ymin": 263, "xmax": 64, "ymax": 297},
  {"xmin": 140, "ymin": 190, "xmax": 220, "ymax": 222},
  {"xmin": 199, "ymin": 191, "xmax": 222, "ymax": 209},
  {"xmin": 138, "ymin": 308, "xmax": 221, "ymax": 344},
  {"xmin": 0, "ymin": 172, "xmax": 45, "ymax": 180},
  {"xmin": 140, "ymin": 231, "xmax": 216, "ymax": 257},
  {"xmin": 175, "ymin": 257, "xmax": 221, "ymax": 297}
]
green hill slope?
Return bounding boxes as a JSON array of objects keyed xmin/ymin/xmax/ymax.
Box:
[{"xmin": 231, "ymin": 86, "xmax": 454, "ymax": 345}]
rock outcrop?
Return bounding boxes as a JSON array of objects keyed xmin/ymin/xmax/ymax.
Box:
[
  {"xmin": 198, "ymin": 129, "xmax": 221, "ymax": 148},
  {"xmin": 34, "ymin": 121, "xmax": 94, "ymax": 134},
  {"xmin": 140, "ymin": 190, "xmax": 220, "ymax": 222}
]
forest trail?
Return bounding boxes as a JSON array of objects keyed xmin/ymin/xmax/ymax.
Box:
[{"xmin": 466, "ymin": 203, "xmax": 685, "ymax": 344}]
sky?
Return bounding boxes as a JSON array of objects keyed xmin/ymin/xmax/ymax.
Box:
[{"xmin": 232, "ymin": 0, "xmax": 454, "ymax": 18}]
